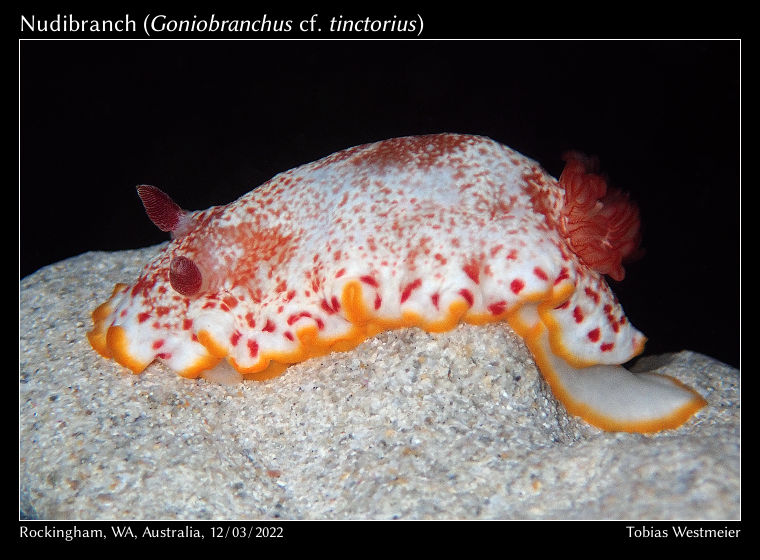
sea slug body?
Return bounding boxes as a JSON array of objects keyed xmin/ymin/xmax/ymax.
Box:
[{"xmin": 88, "ymin": 133, "xmax": 706, "ymax": 432}]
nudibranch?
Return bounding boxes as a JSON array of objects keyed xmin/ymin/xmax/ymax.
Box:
[{"xmin": 88, "ymin": 134, "xmax": 706, "ymax": 432}]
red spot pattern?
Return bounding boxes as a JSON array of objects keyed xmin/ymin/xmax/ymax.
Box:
[
  {"xmin": 93, "ymin": 134, "xmax": 641, "ymax": 378},
  {"xmin": 602, "ymin": 304, "xmax": 623, "ymax": 333},
  {"xmin": 350, "ymin": 134, "xmax": 472, "ymax": 171},
  {"xmin": 462, "ymin": 261, "xmax": 480, "ymax": 284},
  {"xmin": 360, "ymin": 275, "xmax": 378, "ymax": 287},
  {"xmin": 287, "ymin": 312, "xmax": 312, "ymax": 325},
  {"xmin": 245, "ymin": 313, "xmax": 256, "ymax": 328},
  {"xmin": 510, "ymin": 279, "xmax": 524, "ymax": 295},
  {"xmin": 488, "ymin": 301, "xmax": 507, "ymax": 315},
  {"xmin": 573, "ymin": 307, "xmax": 584, "ymax": 323},
  {"xmin": 458, "ymin": 289, "xmax": 474, "ymax": 307},
  {"xmin": 521, "ymin": 167, "xmax": 558, "ymax": 231},
  {"xmin": 554, "ymin": 267, "xmax": 570, "ymax": 285},
  {"xmin": 400, "ymin": 279, "xmax": 422, "ymax": 303},
  {"xmin": 321, "ymin": 298, "xmax": 337, "ymax": 314},
  {"xmin": 533, "ymin": 267, "xmax": 548, "ymax": 281},
  {"xmin": 212, "ymin": 223, "xmax": 298, "ymax": 293},
  {"xmin": 584, "ymin": 287, "xmax": 600, "ymax": 304}
]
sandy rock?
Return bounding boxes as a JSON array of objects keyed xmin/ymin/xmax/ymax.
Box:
[{"xmin": 19, "ymin": 246, "xmax": 739, "ymax": 519}]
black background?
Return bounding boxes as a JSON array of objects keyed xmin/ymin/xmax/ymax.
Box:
[{"xmin": 19, "ymin": 37, "xmax": 739, "ymax": 367}]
